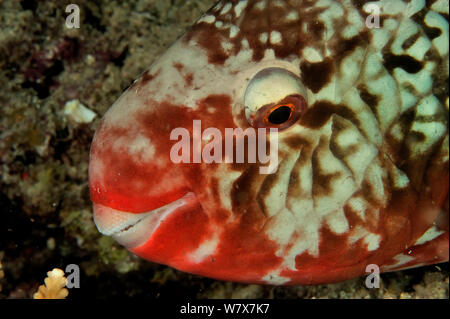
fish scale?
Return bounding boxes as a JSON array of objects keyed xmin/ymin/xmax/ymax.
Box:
[{"xmin": 89, "ymin": 0, "xmax": 449, "ymax": 285}]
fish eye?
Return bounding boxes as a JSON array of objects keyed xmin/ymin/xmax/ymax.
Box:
[{"xmin": 244, "ymin": 67, "xmax": 307, "ymax": 130}]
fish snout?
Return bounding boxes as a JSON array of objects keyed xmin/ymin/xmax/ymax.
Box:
[{"xmin": 88, "ymin": 106, "xmax": 191, "ymax": 212}]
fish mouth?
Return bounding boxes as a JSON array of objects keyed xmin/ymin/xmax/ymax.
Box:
[{"xmin": 93, "ymin": 192, "xmax": 197, "ymax": 248}]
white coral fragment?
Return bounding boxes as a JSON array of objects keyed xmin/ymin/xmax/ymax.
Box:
[
  {"xmin": 63, "ymin": 99, "xmax": 97, "ymax": 124},
  {"xmin": 33, "ymin": 268, "xmax": 69, "ymax": 299}
]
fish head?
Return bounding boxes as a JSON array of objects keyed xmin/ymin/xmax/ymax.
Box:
[
  {"xmin": 89, "ymin": 0, "xmax": 449, "ymax": 284},
  {"xmin": 89, "ymin": 44, "xmax": 308, "ymax": 282},
  {"xmin": 89, "ymin": 2, "xmax": 318, "ymax": 284}
]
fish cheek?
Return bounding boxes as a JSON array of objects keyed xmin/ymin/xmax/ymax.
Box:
[
  {"xmin": 136, "ymin": 94, "xmax": 237, "ymax": 187},
  {"xmin": 131, "ymin": 201, "xmax": 213, "ymax": 266}
]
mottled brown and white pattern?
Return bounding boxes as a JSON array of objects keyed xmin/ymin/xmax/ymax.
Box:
[{"xmin": 89, "ymin": 0, "xmax": 449, "ymax": 285}]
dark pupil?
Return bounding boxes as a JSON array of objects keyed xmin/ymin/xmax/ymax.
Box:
[{"xmin": 268, "ymin": 106, "xmax": 291, "ymax": 124}]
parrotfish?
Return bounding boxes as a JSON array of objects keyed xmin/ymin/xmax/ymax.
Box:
[{"xmin": 89, "ymin": 0, "xmax": 449, "ymax": 285}]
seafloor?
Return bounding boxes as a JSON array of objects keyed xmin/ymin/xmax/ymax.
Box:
[{"xmin": 0, "ymin": 0, "xmax": 448, "ymax": 299}]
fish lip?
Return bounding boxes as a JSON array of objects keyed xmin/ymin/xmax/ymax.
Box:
[{"xmin": 93, "ymin": 192, "xmax": 197, "ymax": 248}]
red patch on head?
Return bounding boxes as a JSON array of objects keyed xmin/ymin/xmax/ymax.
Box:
[
  {"xmin": 89, "ymin": 94, "xmax": 238, "ymax": 213},
  {"xmin": 132, "ymin": 204, "xmax": 284, "ymax": 283}
]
